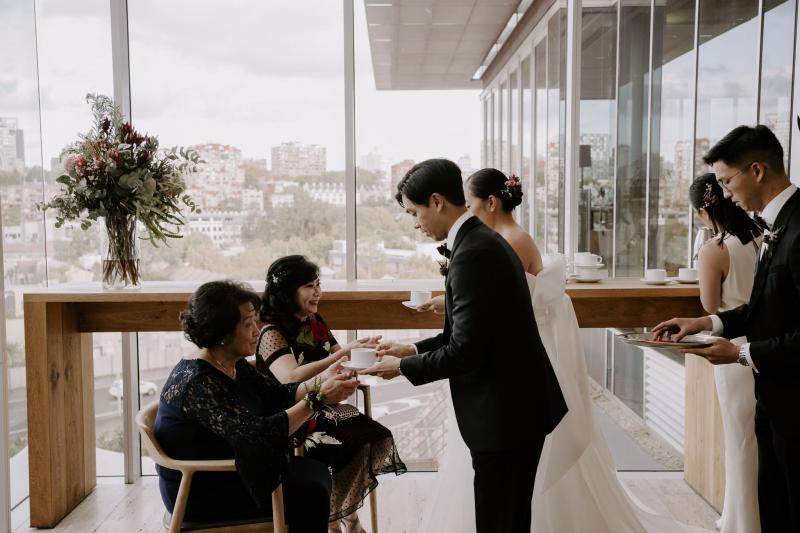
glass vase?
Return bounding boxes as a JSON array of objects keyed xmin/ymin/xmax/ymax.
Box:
[{"xmin": 102, "ymin": 215, "xmax": 141, "ymax": 290}]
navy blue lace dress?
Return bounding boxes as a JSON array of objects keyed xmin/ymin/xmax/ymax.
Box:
[{"xmin": 154, "ymin": 358, "xmax": 331, "ymax": 530}]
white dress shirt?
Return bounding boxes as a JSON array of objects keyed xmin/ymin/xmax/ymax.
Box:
[
  {"xmin": 411, "ymin": 210, "xmax": 474, "ymax": 356},
  {"xmin": 709, "ymin": 183, "xmax": 798, "ymax": 370}
]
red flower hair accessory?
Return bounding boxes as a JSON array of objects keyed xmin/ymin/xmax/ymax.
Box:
[
  {"xmin": 702, "ymin": 183, "xmax": 720, "ymax": 209},
  {"xmin": 501, "ymin": 174, "xmax": 523, "ymax": 201}
]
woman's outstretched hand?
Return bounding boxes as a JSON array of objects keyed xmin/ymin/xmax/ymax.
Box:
[{"xmin": 320, "ymin": 373, "xmax": 358, "ymax": 404}]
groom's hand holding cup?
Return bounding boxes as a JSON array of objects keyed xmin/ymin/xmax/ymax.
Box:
[
  {"xmin": 375, "ymin": 340, "xmax": 416, "ymax": 359},
  {"xmin": 359, "ymin": 340, "xmax": 417, "ymax": 380},
  {"xmin": 359, "ymin": 356, "xmax": 402, "ymax": 380}
]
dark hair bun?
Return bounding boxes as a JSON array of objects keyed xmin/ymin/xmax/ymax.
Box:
[{"xmin": 467, "ymin": 168, "xmax": 523, "ymax": 212}]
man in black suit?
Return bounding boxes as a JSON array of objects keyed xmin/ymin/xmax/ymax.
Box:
[
  {"xmin": 654, "ymin": 125, "xmax": 800, "ymax": 532},
  {"xmin": 361, "ymin": 159, "xmax": 567, "ymax": 533}
]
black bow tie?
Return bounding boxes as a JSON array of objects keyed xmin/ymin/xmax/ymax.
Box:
[
  {"xmin": 753, "ymin": 214, "xmax": 772, "ymax": 232},
  {"xmin": 436, "ymin": 243, "xmax": 451, "ymax": 259}
]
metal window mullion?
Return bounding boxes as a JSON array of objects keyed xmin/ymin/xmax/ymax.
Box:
[
  {"xmin": 530, "ymin": 38, "xmax": 536, "ymax": 235},
  {"xmin": 643, "ymin": 0, "xmax": 655, "ymax": 270},
  {"xmin": 0, "ymin": 197, "xmax": 9, "ymax": 532},
  {"xmin": 344, "ymin": 0, "xmax": 356, "ymax": 283},
  {"xmin": 110, "ymin": 0, "xmax": 140, "ymax": 485},
  {"xmin": 690, "ymin": 0, "xmax": 702, "ymax": 264},
  {"xmin": 789, "ymin": 0, "xmax": 800, "ymax": 176},
  {"xmin": 120, "ymin": 332, "xmax": 140, "ymax": 483},
  {"xmin": 564, "ymin": 0, "xmax": 583, "ymax": 260},
  {"xmin": 544, "ymin": 31, "xmax": 550, "ymax": 249},
  {"xmin": 612, "ymin": 0, "xmax": 622, "ymax": 277},
  {"xmin": 756, "ymin": 0, "xmax": 765, "ymax": 121}
]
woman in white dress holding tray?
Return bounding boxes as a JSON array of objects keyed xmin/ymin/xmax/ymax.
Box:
[
  {"xmin": 690, "ymin": 173, "xmax": 761, "ymax": 533},
  {"xmin": 416, "ymin": 168, "xmax": 711, "ymax": 532}
]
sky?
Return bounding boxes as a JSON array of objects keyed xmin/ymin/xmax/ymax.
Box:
[{"xmin": 0, "ymin": 0, "xmax": 482, "ymax": 173}]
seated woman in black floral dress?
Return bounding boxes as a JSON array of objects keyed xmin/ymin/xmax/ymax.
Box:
[
  {"xmin": 257, "ymin": 255, "xmax": 407, "ymax": 533},
  {"xmin": 154, "ymin": 280, "xmax": 359, "ymax": 532}
]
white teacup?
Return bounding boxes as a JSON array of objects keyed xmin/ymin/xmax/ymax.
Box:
[
  {"xmin": 350, "ymin": 348, "xmax": 377, "ymax": 368},
  {"xmin": 678, "ymin": 267, "xmax": 698, "ymax": 282},
  {"xmin": 574, "ymin": 252, "xmax": 603, "ymax": 267},
  {"xmin": 410, "ymin": 290, "xmax": 432, "ymax": 307},
  {"xmin": 645, "ymin": 268, "xmax": 667, "ymax": 282}
]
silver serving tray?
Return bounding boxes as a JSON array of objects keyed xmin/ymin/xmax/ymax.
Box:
[{"xmin": 619, "ymin": 332, "xmax": 713, "ymax": 349}]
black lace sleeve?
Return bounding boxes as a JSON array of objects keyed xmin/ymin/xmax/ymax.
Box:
[
  {"xmin": 179, "ymin": 370, "xmax": 291, "ymax": 506},
  {"xmin": 256, "ymin": 326, "xmax": 294, "ymax": 370},
  {"xmin": 237, "ymin": 359, "xmax": 299, "ymax": 411}
]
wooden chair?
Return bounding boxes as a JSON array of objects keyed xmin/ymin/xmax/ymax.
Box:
[{"xmin": 136, "ymin": 402, "xmax": 288, "ymax": 533}]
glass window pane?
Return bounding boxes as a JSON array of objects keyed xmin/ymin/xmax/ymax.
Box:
[
  {"xmin": 534, "ymin": 41, "xmax": 547, "ymax": 244},
  {"xmin": 648, "ymin": 0, "xmax": 696, "ymax": 273},
  {"xmin": 482, "ymin": 97, "xmax": 489, "ymax": 168},
  {"xmin": 611, "ymin": 333, "xmax": 644, "ymax": 417},
  {"xmin": 33, "ymin": 0, "xmax": 123, "ymax": 486},
  {"xmin": 0, "ymin": 0, "xmax": 47, "ymax": 513},
  {"xmin": 510, "ymin": 70, "xmax": 520, "ymax": 176},
  {"xmin": 355, "ymin": 329, "xmax": 445, "ymax": 470},
  {"xmin": 498, "ymin": 82, "xmax": 506, "ymax": 170},
  {"xmin": 615, "ymin": 1, "xmax": 651, "ymax": 277},
  {"xmin": 759, "ymin": 0, "xmax": 796, "ymax": 169},
  {"xmin": 129, "ymin": 1, "xmax": 345, "ymax": 280},
  {"xmin": 353, "ymin": 0, "xmax": 479, "ymax": 280},
  {"xmin": 546, "ymin": 9, "xmax": 568, "ymax": 254},
  {"xmin": 695, "ymin": 0, "xmax": 759, "ymax": 175},
  {"xmin": 579, "ymin": 6, "xmax": 617, "ymax": 265},
  {"xmin": 521, "ymin": 57, "xmax": 532, "ymax": 232}
]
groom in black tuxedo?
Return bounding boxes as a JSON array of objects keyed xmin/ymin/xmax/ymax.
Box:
[
  {"xmin": 361, "ymin": 159, "xmax": 567, "ymax": 533},
  {"xmin": 654, "ymin": 125, "xmax": 800, "ymax": 532}
]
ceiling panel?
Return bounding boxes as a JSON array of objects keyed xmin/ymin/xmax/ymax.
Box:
[{"xmin": 364, "ymin": 0, "xmax": 511, "ymax": 89}]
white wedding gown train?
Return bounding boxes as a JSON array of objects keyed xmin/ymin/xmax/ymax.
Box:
[{"xmin": 419, "ymin": 256, "xmax": 713, "ymax": 532}]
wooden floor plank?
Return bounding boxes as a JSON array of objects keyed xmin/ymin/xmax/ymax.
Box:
[{"xmin": 14, "ymin": 474, "xmax": 718, "ymax": 533}]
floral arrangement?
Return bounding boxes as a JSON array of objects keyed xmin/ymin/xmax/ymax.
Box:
[{"xmin": 39, "ymin": 94, "xmax": 201, "ymax": 286}]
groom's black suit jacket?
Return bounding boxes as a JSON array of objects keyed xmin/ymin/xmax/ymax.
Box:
[
  {"xmin": 719, "ymin": 189, "xmax": 800, "ymax": 435},
  {"xmin": 399, "ymin": 216, "xmax": 567, "ymax": 452}
]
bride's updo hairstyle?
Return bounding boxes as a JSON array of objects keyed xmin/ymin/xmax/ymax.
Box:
[
  {"xmin": 466, "ymin": 168, "xmax": 523, "ymax": 212},
  {"xmin": 689, "ymin": 173, "xmax": 759, "ymax": 247}
]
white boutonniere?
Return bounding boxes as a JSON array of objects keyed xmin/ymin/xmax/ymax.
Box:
[
  {"xmin": 304, "ymin": 431, "xmax": 341, "ymax": 451},
  {"xmin": 763, "ymin": 226, "xmax": 784, "ymax": 259}
]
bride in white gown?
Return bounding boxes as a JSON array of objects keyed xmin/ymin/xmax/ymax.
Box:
[{"xmin": 417, "ymin": 169, "xmax": 712, "ymax": 533}]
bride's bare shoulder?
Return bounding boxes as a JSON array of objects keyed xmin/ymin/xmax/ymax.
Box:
[{"xmin": 504, "ymin": 227, "xmax": 543, "ymax": 274}]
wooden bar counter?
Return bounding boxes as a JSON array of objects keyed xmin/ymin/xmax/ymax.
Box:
[{"xmin": 23, "ymin": 278, "xmax": 704, "ymax": 527}]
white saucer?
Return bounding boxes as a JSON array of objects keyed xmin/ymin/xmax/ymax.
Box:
[
  {"xmin": 676, "ymin": 278, "xmax": 699, "ymax": 284},
  {"xmin": 401, "ymin": 301, "xmax": 420, "ymax": 310},
  {"xmin": 640, "ymin": 278, "xmax": 676, "ymax": 285},
  {"xmin": 342, "ymin": 360, "xmax": 373, "ymax": 370},
  {"xmin": 574, "ymin": 277, "xmax": 604, "ymax": 283},
  {"xmin": 574, "ymin": 263, "xmax": 605, "ymax": 269}
]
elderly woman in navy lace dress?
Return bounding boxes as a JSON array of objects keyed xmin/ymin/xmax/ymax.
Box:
[{"xmin": 154, "ymin": 280, "xmax": 358, "ymax": 532}]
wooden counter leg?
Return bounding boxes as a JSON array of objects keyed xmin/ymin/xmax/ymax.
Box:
[
  {"xmin": 684, "ymin": 353, "xmax": 725, "ymax": 512},
  {"xmin": 25, "ymin": 302, "xmax": 96, "ymax": 527}
]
